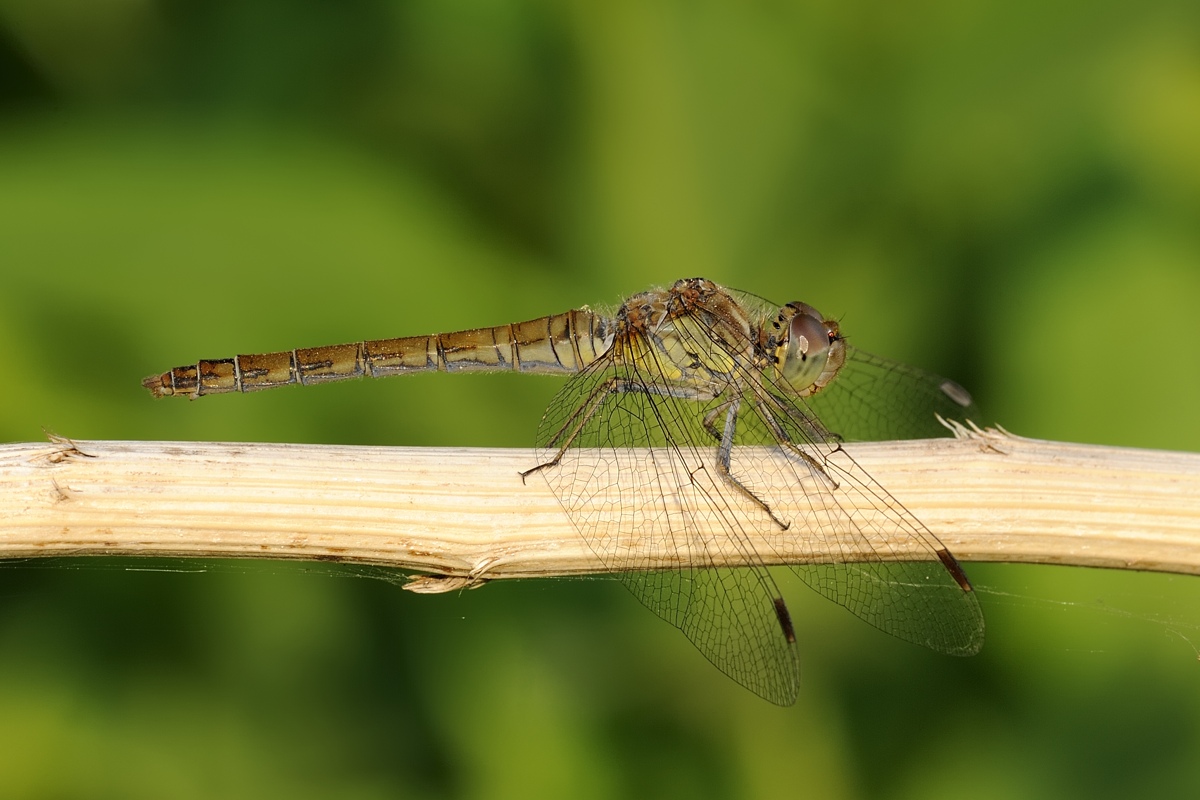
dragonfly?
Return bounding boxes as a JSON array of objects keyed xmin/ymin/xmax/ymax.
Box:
[{"xmin": 144, "ymin": 277, "xmax": 984, "ymax": 705}]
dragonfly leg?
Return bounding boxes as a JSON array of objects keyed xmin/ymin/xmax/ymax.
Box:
[
  {"xmin": 521, "ymin": 375, "xmax": 620, "ymax": 481},
  {"xmin": 711, "ymin": 397, "xmax": 792, "ymax": 531},
  {"xmin": 753, "ymin": 394, "xmax": 840, "ymax": 492},
  {"xmin": 700, "ymin": 400, "xmax": 733, "ymax": 443},
  {"xmin": 522, "ymin": 376, "xmax": 710, "ymax": 481}
]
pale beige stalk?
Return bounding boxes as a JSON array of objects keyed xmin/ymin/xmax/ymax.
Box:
[{"xmin": 1, "ymin": 428, "xmax": 1198, "ymax": 590}]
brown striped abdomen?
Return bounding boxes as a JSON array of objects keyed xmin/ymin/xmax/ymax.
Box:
[{"xmin": 143, "ymin": 309, "xmax": 612, "ymax": 398}]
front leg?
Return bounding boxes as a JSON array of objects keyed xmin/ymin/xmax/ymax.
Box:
[{"xmin": 753, "ymin": 393, "xmax": 840, "ymax": 492}]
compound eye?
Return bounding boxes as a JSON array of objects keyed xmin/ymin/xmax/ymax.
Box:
[
  {"xmin": 792, "ymin": 313, "xmax": 832, "ymax": 358},
  {"xmin": 781, "ymin": 311, "xmax": 833, "ymax": 390}
]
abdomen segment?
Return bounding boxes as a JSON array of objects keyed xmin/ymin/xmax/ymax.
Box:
[{"xmin": 143, "ymin": 309, "xmax": 611, "ymax": 398}]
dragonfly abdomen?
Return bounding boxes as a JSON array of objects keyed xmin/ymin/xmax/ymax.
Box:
[{"xmin": 143, "ymin": 309, "xmax": 612, "ymax": 398}]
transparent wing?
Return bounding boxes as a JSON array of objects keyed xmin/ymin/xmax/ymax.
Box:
[
  {"xmin": 534, "ymin": 353, "xmax": 801, "ymax": 706},
  {"xmin": 726, "ymin": 285, "xmax": 982, "ymax": 441},
  {"xmin": 532, "ymin": 305, "xmax": 983, "ymax": 704},
  {"xmin": 725, "ymin": 385, "xmax": 984, "ymax": 656},
  {"xmin": 806, "ymin": 345, "xmax": 981, "ymax": 442}
]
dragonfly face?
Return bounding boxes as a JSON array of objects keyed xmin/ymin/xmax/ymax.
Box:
[{"xmin": 771, "ymin": 301, "xmax": 846, "ymax": 399}]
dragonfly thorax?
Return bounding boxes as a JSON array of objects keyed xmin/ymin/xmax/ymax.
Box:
[{"xmin": 773, "ymin": 302, "xmax": 845, "ymax": 398}]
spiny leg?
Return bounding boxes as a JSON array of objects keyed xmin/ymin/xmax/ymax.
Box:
[
  {"xmin": 705, "ymin": 397, "xmax": 792, "ymax": 531},
  {"xmin": 521, "ymin": 375, "xmax": 621, "ymax": 481},
  {"xmin": 521, "ymin": 375, "xmax": 712, "ymax": 481},
  {"xmin": 753, "ymin": 393, "xmax": 840, "ymax": 492}
]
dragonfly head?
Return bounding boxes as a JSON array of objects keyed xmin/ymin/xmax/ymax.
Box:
[{"xmin": 773, "ymin": 302, "xmax": 845, "ymax": 397}]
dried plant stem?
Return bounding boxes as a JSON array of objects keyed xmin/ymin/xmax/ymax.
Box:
[{"xmin": 1, "ymin": 429, "xmax": 1198, "ymax": 590}]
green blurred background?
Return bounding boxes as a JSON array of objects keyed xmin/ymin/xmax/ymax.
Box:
[{"xmin": 2, "ymin": 0, "xmax": 1199, "ymax": 797}]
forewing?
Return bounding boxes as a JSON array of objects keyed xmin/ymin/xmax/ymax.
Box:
[
  {"xmin": 805, "ymin": 346, "xmax": 980, "ymax": 442},
  {"xmin": 534, "ymin": 353, "xmax": 801, "ymax": 706},
  {"xmin": 725, "ymin": 383, "xmax": 984, "ymax": 656}
]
